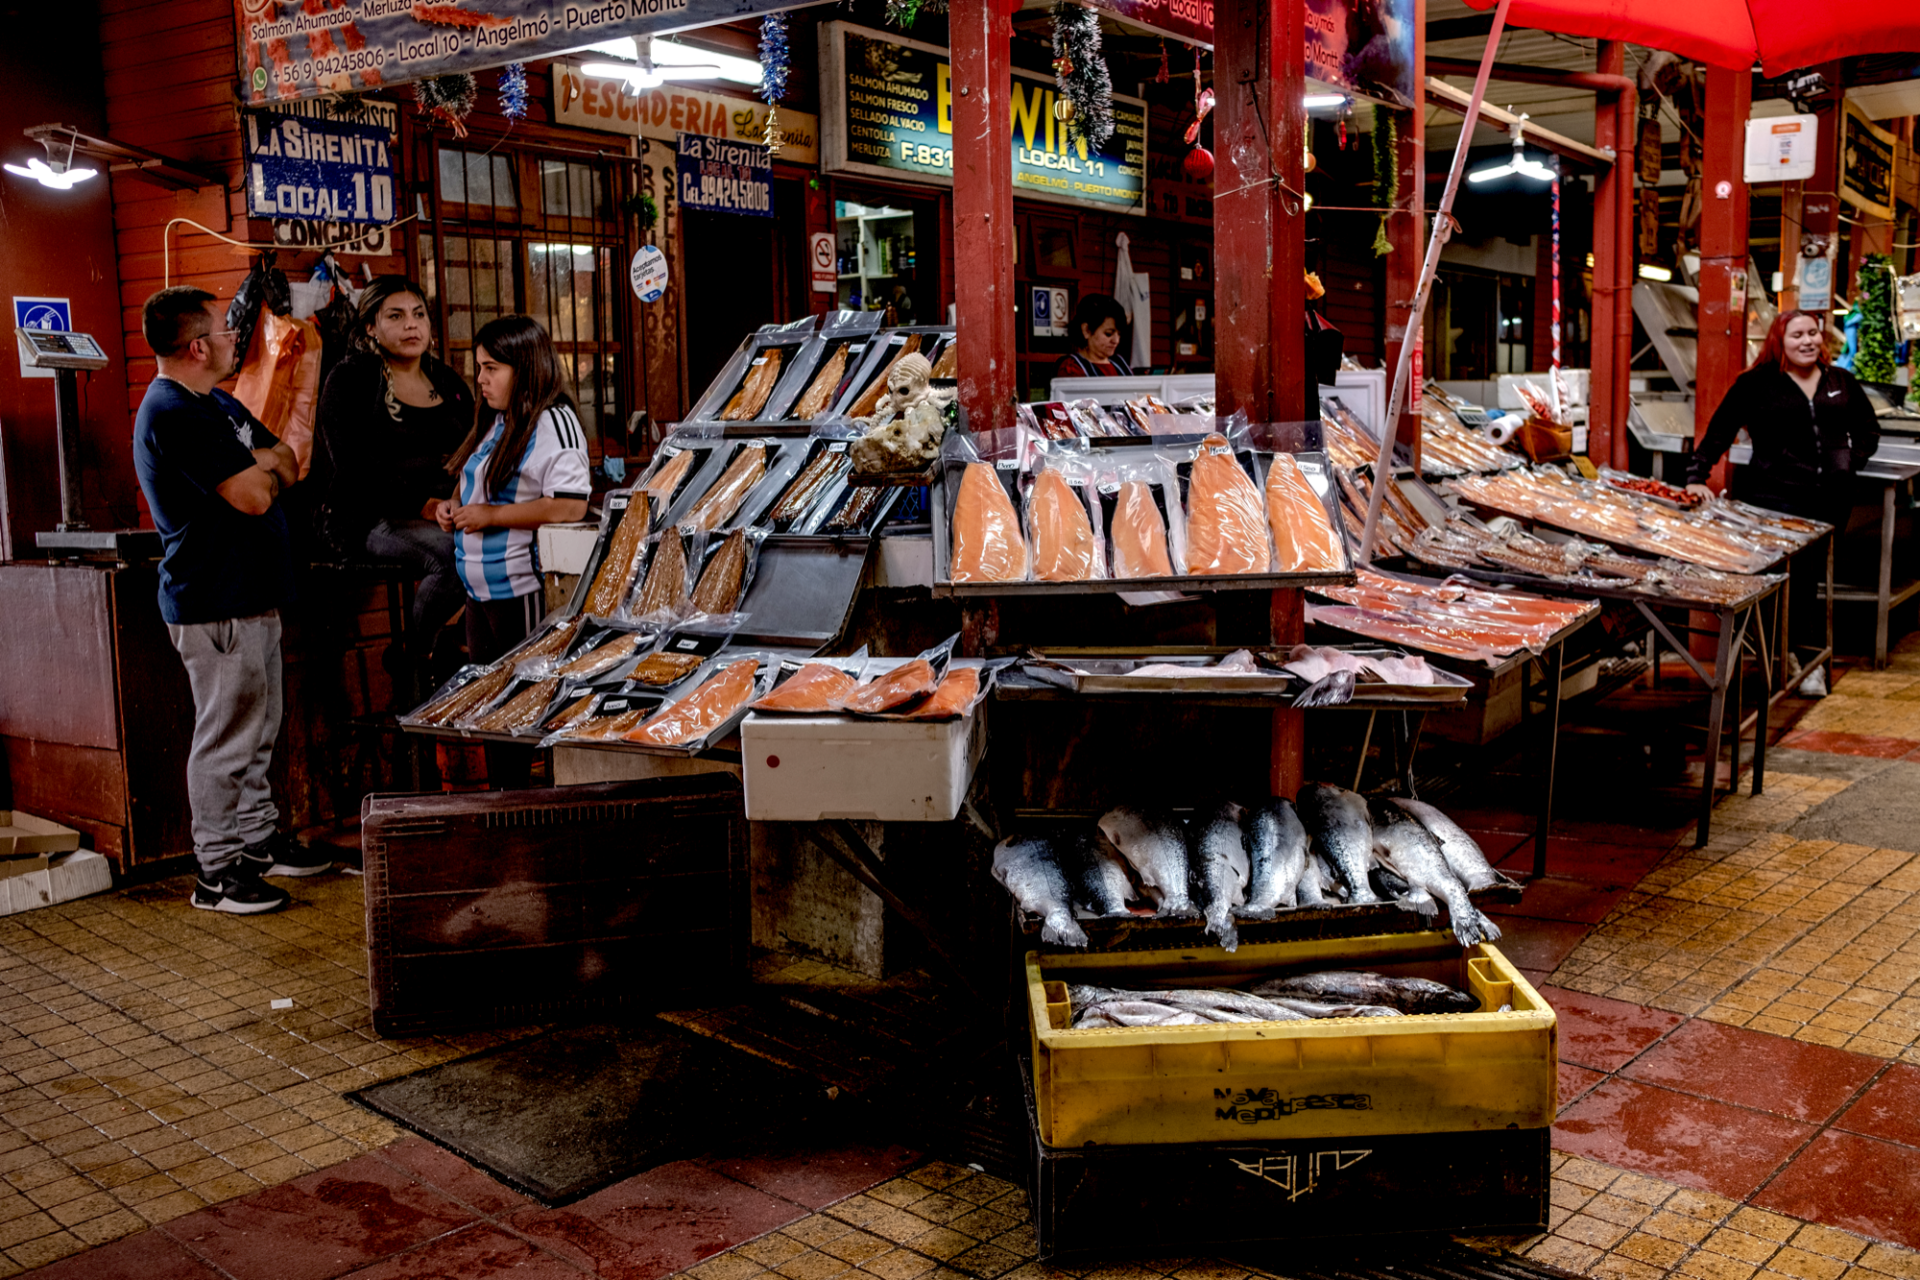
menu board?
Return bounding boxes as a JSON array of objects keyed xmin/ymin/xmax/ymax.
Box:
[{"xmin": 820, "ymin": 22, "xmax": 1147, "ymax": 214}]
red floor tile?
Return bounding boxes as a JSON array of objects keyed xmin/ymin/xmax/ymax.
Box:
[
  {"xmin": 1622, "ymin": 1018, "xmax": 1881, "ymax": 1123},
  {"xmin": 1754, "ymin": 1130, "xmax": 1920, "ymax": 1250},
  {"xmin": 700, "ymin": 1140, "xmax": 923, "ymax": 1211},
  {"xmin": 507, "ymin": 1159, "xmax": 805, "ymax": 1280},
  {"xmin": 1496, "ymin": 838, "xmax": 1672, "ymax": 886},
  {"xmin": 25, "ymin": 1230, "xmax": 225, "ymax": 1280},
  {"xmin": 378, "ymin": 1138, "xmax": 532, "ymax": 1218},
  {"xmin": 1483, "ymin": 916, "xmax": 1591, "ymax": 974},
  {"xmin": 1833, "ymin": 1063, "xmax": 1920, "ymax": 1149},
  {"xmin": 337, "ymin": 1223, "xmax": 590, "ymax": 1279},
  {"xmin": 159, "ymin": 1153, "xmax": 479, "ymax": 1280},
  {"xmin": 1542, "ymin": 818, "xmax": 1690, "ymax": 848},
  {"xmin": 1779, "ymin": 729, "xmax": 1920, "ymax": 759},
  {"xmin": 1558, "ymin": 1063, "xmax": 1606, "ymax": 1113},
  {"xmin": 1505, "ymin": 877, "xmax": 1632, "ymax": 925},
  {"xmin": 1460, "ymin": 828, "xmax": 1530, "ymax": 864},
  {"xmin": 1554, "ymin": 1078, "xmax": 1815, "ymax": 1201},
  {"xmin": 1541, "ymin": 986, "xmax": 1685, "ymax": 1072}
]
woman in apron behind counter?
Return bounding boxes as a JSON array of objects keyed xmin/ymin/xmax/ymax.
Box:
[{"xmin": 1685, "ymin": 309, "xmax": 1879, "ymax": 696}]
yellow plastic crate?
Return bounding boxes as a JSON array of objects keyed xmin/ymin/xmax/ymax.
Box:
[{"xmin": 1027, "ymin": 930, "xmax": 1556, "ymax": 1148}]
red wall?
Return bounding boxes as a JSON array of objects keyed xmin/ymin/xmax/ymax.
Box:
[{"xmin": 0, "ymin": 9, "xmax": 138, "ymax": 557}]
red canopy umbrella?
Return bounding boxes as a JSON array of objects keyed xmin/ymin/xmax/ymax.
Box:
[{"xmin": 1459, "ymin": 0, "xmax": 1920, "ymax": 76}]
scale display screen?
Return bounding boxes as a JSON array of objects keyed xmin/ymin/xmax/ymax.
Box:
[{"xmin": 16, "ymin": 328, "xmax": 108, "ymax": 370}]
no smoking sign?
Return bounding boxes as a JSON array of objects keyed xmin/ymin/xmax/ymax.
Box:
[{"xmin": 810, "ymin": 232, "xmax": 836, "ymax": 294}]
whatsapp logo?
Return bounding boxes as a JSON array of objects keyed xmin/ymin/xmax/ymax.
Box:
[{"xmin": 253, "ymin": 67, "xmax": 268, "ymax": 92}]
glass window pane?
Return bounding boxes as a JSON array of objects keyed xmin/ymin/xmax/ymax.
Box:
[{"xmin": 441, "ymin": 149, "xmax": 517, "ymax": 208}]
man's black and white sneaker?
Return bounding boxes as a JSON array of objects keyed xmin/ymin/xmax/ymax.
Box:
[
  {"xmin": 239, "ymin": 832, "xmax": 335, "ymax": 878},
  {"xmin": 191, "ymin": 867, "xmax": 291, "ymax": 915}
]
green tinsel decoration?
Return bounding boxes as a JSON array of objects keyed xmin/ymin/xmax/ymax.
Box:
[
  {"xmin": 1051, "ymin": 2, "xmax": 1114, "ymax": 150},
  {"xmin": 1856, "ymin": 253, "xmax": 1898, "ymax": 384},
  {"xmin": 1371, "ymin": 104, "xmax": 1398, "ymax": 257}
]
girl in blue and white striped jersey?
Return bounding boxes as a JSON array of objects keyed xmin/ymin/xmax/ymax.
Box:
[{"xmin": 435, "ymin": 315, "xmax": 592, "ymax": 667}]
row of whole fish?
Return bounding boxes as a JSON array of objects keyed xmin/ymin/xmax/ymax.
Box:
[
  {"xmin": 991, "ymin": 784, "xmax": 1504, "ymax": 952},
  {"xmin": 1070, "ymin": 970, "xmax": 1480, "ymax": 1029}
]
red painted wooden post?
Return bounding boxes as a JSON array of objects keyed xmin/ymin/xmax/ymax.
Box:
[
  {"xmin": 1695, "ymin": 63, "xmax": 1752, "ymax": 494},
  {"xmin": 1384, "ymin": 0, "xmax": 1427, "ymax": 469},
  {"xmin": 1213, "ymin": 0, "xmax": 1305, "ymax": 796},
  {"xmin": 949, "ymin": 0, "xmax": 1017, "ymax": 432},
  {"xmin": 1590, "ymin": 41, "xmax": 1631, "ymax": 471}
]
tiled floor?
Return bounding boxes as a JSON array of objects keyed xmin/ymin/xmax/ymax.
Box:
[{"xmin": 11, "ymin": 648, "xmax": 1920, "ymax": 1277}]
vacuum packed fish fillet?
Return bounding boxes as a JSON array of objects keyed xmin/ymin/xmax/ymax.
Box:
[
  {"xmin": 691, "ymin": 530, "xmax": 749, "ymax": 614},
  {"xmin": 1109, "ymin": 481, "xmax": 1174, "ymax": 577},
  {"xmin": 1186, "ymin": 435, "xmax": 1271, "ymax": 574},
  {"xmin": 625, "ymin": 650, "xmax": 705, "ymax": 688},
  {"xmin": 642, "ymin": 449, "xmax": 698, "ymax": 504},
  {"xmin": 751, "ymin": 663, "xmax": 858, "ymax": 712},
  {"xmin": 582, "ymin": 494, "xmax": 650, "ymax": 616},
  {"xmin": 790, "ymin": 344, "xmax": 848, "ymax": 420},
  {"xmin": 626, "ymin": 657, "xmax": 759, "ymax": 746},
  {"xmin": 822, "ymin": 485, "xmax": 884, "ymax": 533},
  {"xmin": 634, "ymin": 532, "xmax": 689, "ymax": 617},
  {"xmin": 835, "ymin": 658, "xmax": 936, "ymax": 713},
  {"xmin": 511, "ymin": 619, "xmax": 578, "ymax": 664},
  {"xmin": 544, "ymin": 691, "xmax": 597, "ymax": 731},
  {"xmin": 719, "ymin": 348, "xmax": 783, "ymax": 420},
  {"xmin": 685, "ymin": 443, "xmax": 768, "ymax": 532},
  {"xmin": 557, "ymin": 631, "xmax": 647, "ymax": 679},
  {"xmin": 898, "ymin": 667, "xmax": 979, "ymax": 719},
  {"xmin": 846, "ymin": 334, "xmax": 922, "ymax": 419},
  {"xmin": 949, "ymin": 463, "xmax": 1028, "ymax": 582},
  {"xmin": 473, "ymin": 677, "xmax": 560, "ymax": 733},
  {"xmin": 928, "ymin": 339, "xmax": 958, "ymax": 379},
  {"xmin": 1264, "ymin": 453, "xmax": 1344, "ymax": 572},
  {"xmin": 412, "ymin": 665, "xmax": 515, "ymax": 725},
  {"xmin": 767, "ymin": 448, "xmax": 852, "ymax": 527},
  {"xmin": 567, "ymin": 705, "xmax": 654, "ymax": 739},
  {"xmin": 1028, "ymin": 469, "xmax": 1097, "ymax": 581}
]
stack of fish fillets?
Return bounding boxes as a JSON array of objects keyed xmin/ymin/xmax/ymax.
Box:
[{"xmin": 993, "ymin": 784, "xmax": 1517, "ymax": 952}]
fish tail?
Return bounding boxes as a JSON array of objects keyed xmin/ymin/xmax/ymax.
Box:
[
  {"xmin": 1206, "ymin": 908, "xmax": 1239, "ymax": 953},
  {"xmin": 1042, "ymin": 912, "xmax": 1089, "ymax": 948}
]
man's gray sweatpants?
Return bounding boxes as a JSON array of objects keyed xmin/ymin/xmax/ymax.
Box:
[{"xmin": 166, "ymin": 611, "xmax": 284, "ymax": 877}]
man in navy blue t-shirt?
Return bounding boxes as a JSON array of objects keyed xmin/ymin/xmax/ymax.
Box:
[{"xmin": 132, "ymin": 287, "xmax": 338, "ymax": 913}]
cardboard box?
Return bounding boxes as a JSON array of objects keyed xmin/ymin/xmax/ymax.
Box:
[
  {"xmin": 1, "ymin": 811, "xmax": 82, "ymax": 878},
  {"xmin": 0, "ymin": 850, "xmax": 113, "ymax": 916},
  {"xmin": 741, "ymin": 705, "xmax": 986, "ymax": 822}
]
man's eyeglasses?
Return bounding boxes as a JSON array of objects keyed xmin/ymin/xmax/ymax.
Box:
[{"xmin": 194, "ymin": 328, "xmax": 239, "ymax": 343}]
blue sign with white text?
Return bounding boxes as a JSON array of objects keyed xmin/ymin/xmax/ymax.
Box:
[
  {"xmin": 676, "ymin": 132, "xmax": 774, "ymax": 218},
  {"xmin": 245, "ymin": 112, "xmax": 394, "ymax": 225}
]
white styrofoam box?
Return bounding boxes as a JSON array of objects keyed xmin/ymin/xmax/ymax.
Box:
[
  {"xmin": 536, "ymin": 522, "xmax": 599, "ymax": 577},
  {"xmin": 0, "ymin": 850, "xmax": 112, "ymax": 917},
  {"xmin": 875, "ymin": 535, "xmax": 933, "ymax": 588},
  {"xmin": 742, "ymin": 704, "xmax": 987, "ymax": 822}
]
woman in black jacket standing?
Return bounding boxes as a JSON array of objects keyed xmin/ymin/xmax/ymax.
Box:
[
  {"xmin": 1686, "ymin": 310, "xmax": 1878, "ymax": 518},
  {"xmin": 314, "ymin": 276, "xmax": 476, "ymax": 685},
  {"xmin": 1686, "ymin": 309, "xmax": 1878, "ymax": 694}
]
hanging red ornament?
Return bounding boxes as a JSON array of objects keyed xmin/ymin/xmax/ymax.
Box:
[
  {"xmin": 1337, "ymin": 119, "xmax": 1347, "ymax": 149},
  {"xmin": 1156, "ymin": 39, "xmax": 1169, "ymax": 84},
  {"xmin": 1183, "ymin": 145, "xmax": 1214, "ymax": 182}
]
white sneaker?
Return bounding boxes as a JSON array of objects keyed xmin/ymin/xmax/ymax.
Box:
[{"xmin": 1798, "ymin": 667, "xmax": 1828, "ymax": 698}]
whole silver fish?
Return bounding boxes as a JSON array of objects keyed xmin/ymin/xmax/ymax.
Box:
[
  {"xmin": 1065, "ymin": 828, "xmax": 1138, "ymax": 918},
  {"xmin": 1098, "ymin": 807, "xmax": 1197, "ymax": 917},
  {"xmin": 1242, "ymin": 799, "xmax": 1308, "ymax": 918},
  {"xmin": 991, "ymin": 836, "xmax": 1086, "ymax": 947},
  {"xmin": 1253, "ymin": 970, "xmax": 1479, "ymax": 1015},
  {"xmin": 1296, "ymin": 784, "xmax": 1381, "ymax": 904},
  {"xmin": 1070, "ymin": 984, "xmax": 1308, "ymax": 1024},
  {"xmin": 1190, "ymin": 804, "xmax": 1251, "ymax": 951},
  {"xmin": 1262, "ymin": 996, "xmax": 1404, "ymax": 1019},
  {"xmin": 1392, "ymin": 797, "xmax": 1501, "ymax": 890},
  {"xmin": 1296, "ymin": 850, "xmax": 1339, "ymax": 906},
  {"xmin": 1368, "ymin": 801, "xmax": 1502, "ymax": 948}
]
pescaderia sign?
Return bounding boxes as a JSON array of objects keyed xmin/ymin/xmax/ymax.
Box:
[
  {"xmin": 245, "ymin": 110, "xmax": 395, "ymax": 224},
  {"xmin": 232, "ymin": 0, "xmax": 813, "ymax": 105},
  {"xmin": 819, "ymin": 22, "xmax": 1147, "ymax": 214},
  {"xmin": 553, "ymin": 66, "xmax": 819, "ymax": 166}
]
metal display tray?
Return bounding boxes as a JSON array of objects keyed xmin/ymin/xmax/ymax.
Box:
[
  {"xmin": 732, "ymin": 535, "xmax": 877, "ymax": 648},
  {"xmin": 1012, "ymin": 648, "xmax": 1471, "ymax": 705}
]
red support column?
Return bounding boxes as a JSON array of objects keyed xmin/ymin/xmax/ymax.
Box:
[
  {"xmin": 1384, "ymin": 0, "xmax": 1427, "ymax": 466},
  {"xmin": 1795, "ymin": 67, "xmax": 1843, "ymax": 322},
  {"xmin": 1695, "ymin": 64, "xmax": 1752, "ymax": 493},
  {"xmin": 1589, "ymin": 41, "xmax": 1633, "ymax": 470},
  {"xmin": 1212, "ymin": 0, "xmax": 1305, "ymax": 795},
  {"xmin": 949, "ymin": 0, "xmax": 1016, "ymax": 431}
]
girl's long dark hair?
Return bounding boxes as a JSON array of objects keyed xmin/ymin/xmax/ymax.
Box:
[{"xmin": 449, "ymin": 315, "xmax": 577, "ymax": 501}]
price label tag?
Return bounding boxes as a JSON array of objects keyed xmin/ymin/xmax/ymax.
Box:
[{"xmin": 827, "ymin": 442, "xmax": 849, "ymax": 452}]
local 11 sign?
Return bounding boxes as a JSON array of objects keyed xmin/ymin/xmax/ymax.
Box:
[
  {"xmin": 245, "ymin": 111, "xmax": 394, "ymax": 224},
  {"xmin": 676, "ymin": 133, "xmax": 774, "ymax": 217}
]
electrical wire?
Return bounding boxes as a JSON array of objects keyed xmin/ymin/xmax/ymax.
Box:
[{"xmin": 163, "ymin": 213, "xmax": 419, "ymax": 287}]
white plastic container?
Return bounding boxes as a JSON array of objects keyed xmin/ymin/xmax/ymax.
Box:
[{"xmin": 741, "ymin": 705, "xmax": 986, "ymax": 821}]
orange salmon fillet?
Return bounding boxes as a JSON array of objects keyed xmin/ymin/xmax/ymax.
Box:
[
  {"xmin": 950, "ymin": 463, "xmax": 1027, "ymax": 582},
  {"xmin": 1186, "ymin": 434, "xmax": 1271, "ymax": 574},
  {"xmin": 898, "ymin": 667, "xmax": 979, "ymax": 719},
  {"xmin": 626, "ymin": 658, "xmax": 759, "ymax": 746},
  {"xmin": 1110, "ymin": 480, "xmax": 1174, "ymax": 577},
  {"xmin": 1028, "ymin": 469, "xmax": 1096, "ymax": 581},
  {"xmin": 751, "ymin": 663, "xmax": 858, "ymax": 712},
  {"xmin": 835, "ymin": 659, "xmax": 936, "ymax": 713},
  {"xmin": 1264, "ymin": 453, "xmax": 1344, "ymax": 572}
]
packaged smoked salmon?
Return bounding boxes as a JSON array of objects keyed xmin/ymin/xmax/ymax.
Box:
[
  {"xmin": 1182, "ymin": 430, "xmax": 1273, "ymax": 575},
  {"xmin": 1093, "ymin": 452, "xmax": 1188, "ymax": 580},
  {"xmin": 942, "ymin": 428, "xmax": 1036, "ymax": 584},
  {"xmin": 622, "ymin": 653, "xmax": 778, "ymax": 751},
  {"xmin": 1263, "ymin": 450, "xmax": 1349, "ymax": 573},
  {"xmin": 748, "ymin": 647, "xmax": 870, "ymax": 714},
  {"xmin": 686, "ymin": 316, "xmax": 822, "ymax": 424},
  {"xmin": 1023, "ymin": 448, "xmax": 1107, "ymax": 582}
]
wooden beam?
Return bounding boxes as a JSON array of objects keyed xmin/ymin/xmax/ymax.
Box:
[
  {"xmin": 949, "ymin": 0, "xmax": 1016, "ymax": 431},
  {"xmin": 1424, "ymin": 78, "xmax": 1615, "ymax": 167}
]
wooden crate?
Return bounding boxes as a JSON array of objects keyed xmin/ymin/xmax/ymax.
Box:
[{"xmin": 362, "ymin": 775, "xmax": 749, "ymax": 1037}]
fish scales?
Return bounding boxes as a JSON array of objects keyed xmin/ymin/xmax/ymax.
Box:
[
  {"xmin": 1296, "ymin": 784, "xmax": 1381, "ymax": 904},
  {"xmin": 1242, "ymin": 799, "xmax": 1308, "ymax": 917},
  {"xmin": 1098, "ymin": 808, "xmax": 1196, "ymax": 917},
  {"xmin": 1391, "ymin": 797, "xmax": 1501, "ymax": 890},
  {"xmin": 1368, "ymin": 800, "xmax": 1502, "ymax": 947},
  {"xmin": 1190, "ymin": 804, "xmax": 1251, "ymax": 951},
  {"xmin": 992, "ymin": 836, "xmax": 1087, "ymax": 947}
]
